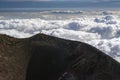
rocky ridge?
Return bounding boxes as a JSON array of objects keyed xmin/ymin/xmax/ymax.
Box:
[{"xmin": 0, "ymin": 33, "xmax": 120, "ymax": 80}]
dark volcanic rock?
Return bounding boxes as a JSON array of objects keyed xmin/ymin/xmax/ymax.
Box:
[
  {"xmin": 0, "ymin": 33, "xmax": 120, "ymax": 80},
  {"xmin": 0, "ymin": 34, "xmax": 30, "ymax": 80}
]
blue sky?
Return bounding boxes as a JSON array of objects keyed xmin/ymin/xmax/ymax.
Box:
[
  {"xmin": 0, "ymin": 0, "xmax": 120, "ymax": 8},
  {"xmin": 0, "ymin": 0, "xmax": 118, "ymax": 2}
]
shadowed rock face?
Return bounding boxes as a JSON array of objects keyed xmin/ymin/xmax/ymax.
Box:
[
  {"xmin": 26, "ymin": 46, "xmax": 69, "ymax": 80},
  {"xmin": 0, "ymin": 33, "xmax": 120, "ymax": 80}
]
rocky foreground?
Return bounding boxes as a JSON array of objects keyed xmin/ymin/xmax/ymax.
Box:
[{"xmin": 0, "ymin": 33, "xmax": 120, "ymax": 80}]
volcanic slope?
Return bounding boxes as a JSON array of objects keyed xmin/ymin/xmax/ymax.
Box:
[{"xmin": 0, "ymin": 33, "xmax": 120, "ymax": 80}]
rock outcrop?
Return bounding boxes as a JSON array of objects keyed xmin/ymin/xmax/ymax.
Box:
[
  {"xmin": 0, "ymin": 34, "xmax": 30, "ymax": 80},
  {"xmin": 0, "ymin": 33, "xmax": 120, "ymax": 80}
]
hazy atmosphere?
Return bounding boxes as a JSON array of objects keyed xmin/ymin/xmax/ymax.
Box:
[{"xmin": 0, "ymin": 0, "xmax": 120, "ymax": 9}]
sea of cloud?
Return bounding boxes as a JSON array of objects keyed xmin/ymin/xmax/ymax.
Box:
[{"xmin": 0, "ymin": 11, "xmax": 120, "ymax": 62}]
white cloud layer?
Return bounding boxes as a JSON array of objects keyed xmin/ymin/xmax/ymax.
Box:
[{"xmin": 0, "ymin": 10, "xmax": 120, "ymax": 63}]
